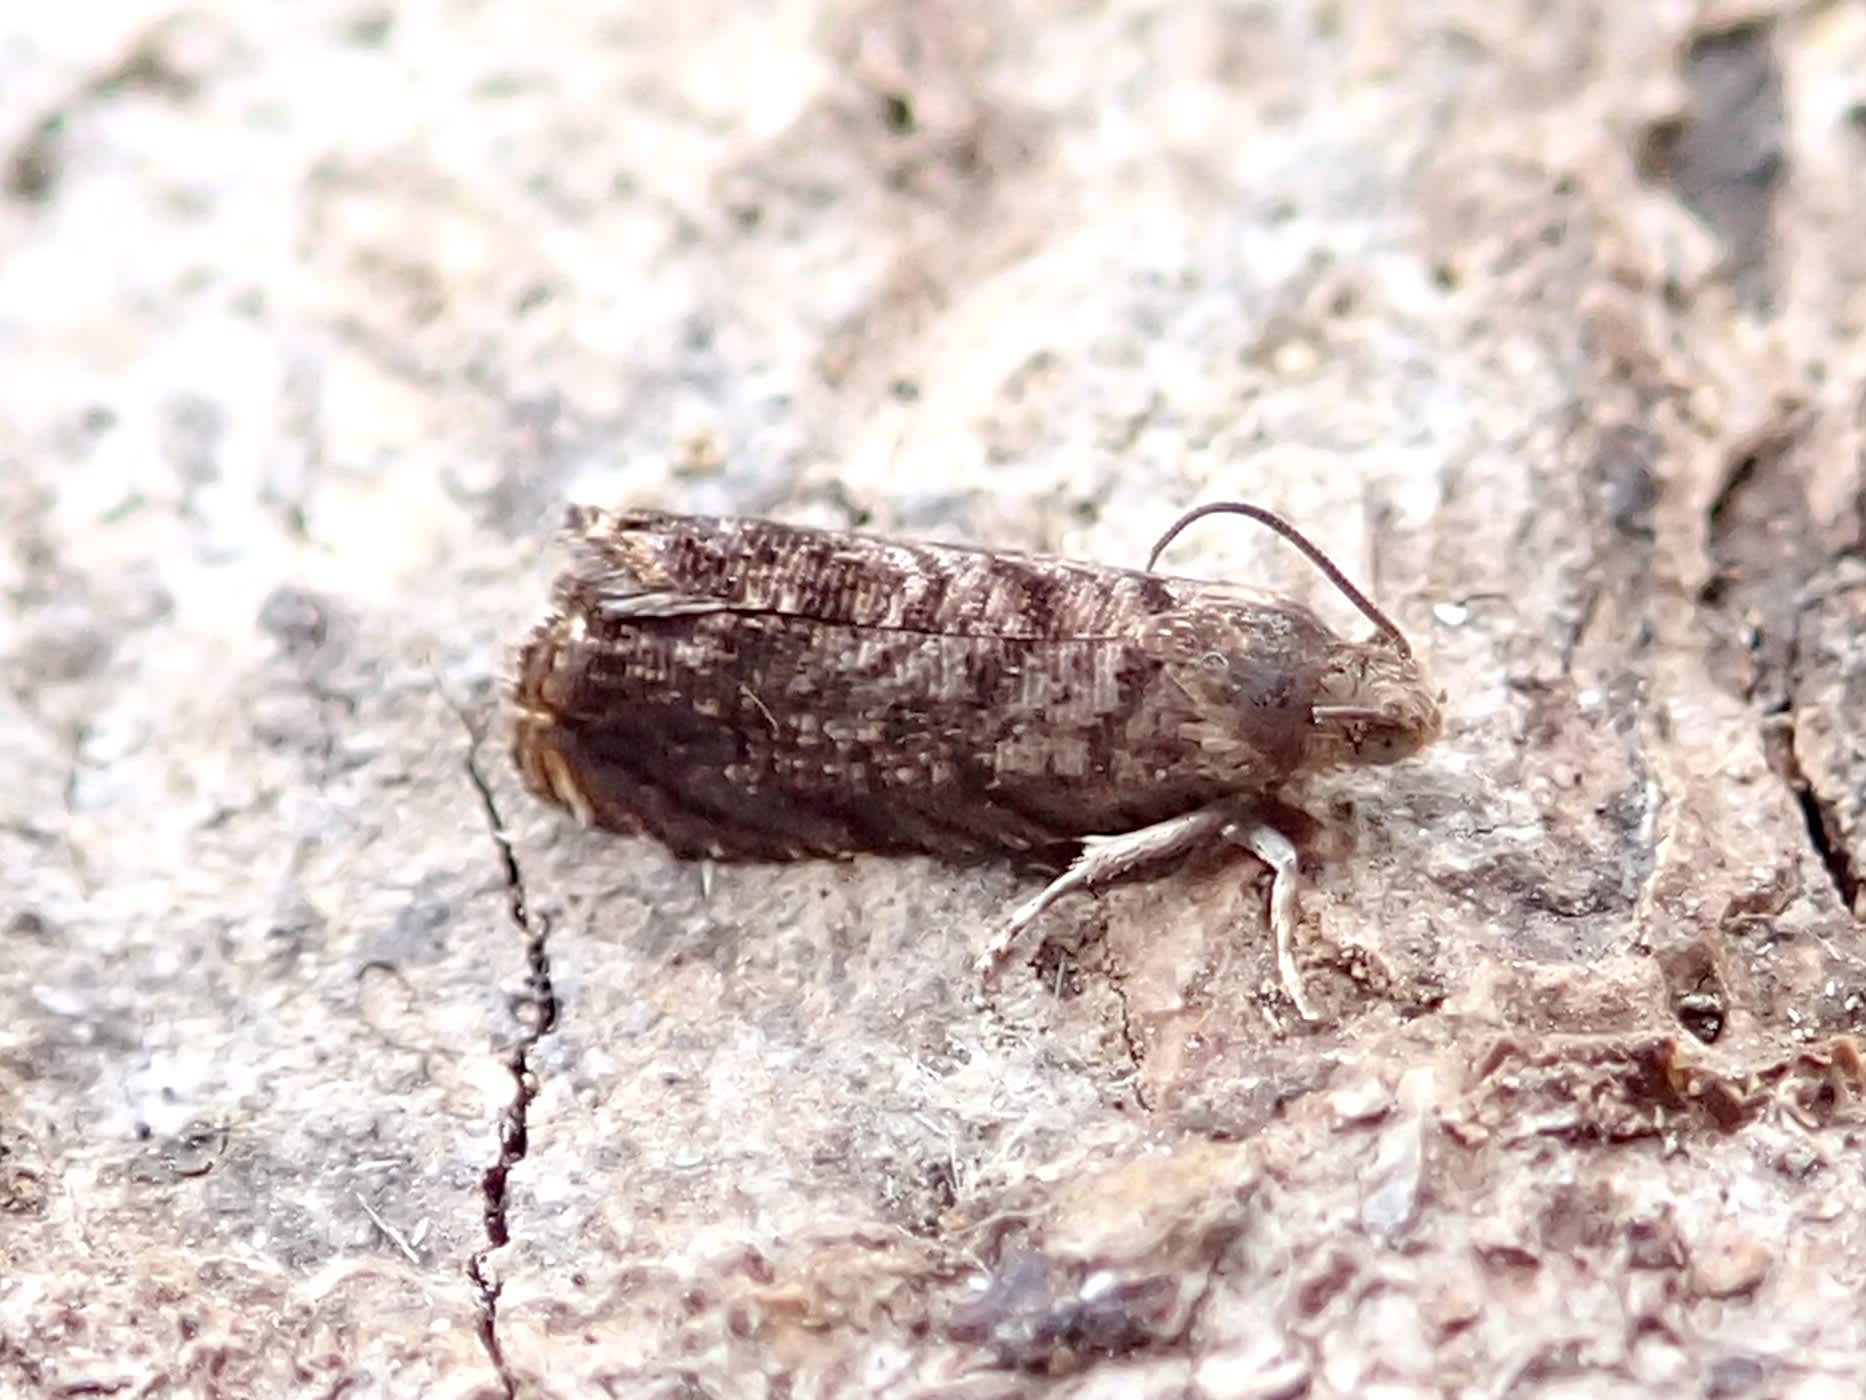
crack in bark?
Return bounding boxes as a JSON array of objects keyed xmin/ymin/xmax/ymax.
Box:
[
  {"xmin": 1796, "ymin": 782, "xmax": 1861, "ymax": 917},
  {"xmin": 1777, "ymin": 713, "xmax": 1862, "ymax": 919},
  {"xmin": 458, "ymin": 716, "xmax": 558, "ymax": 1400},
  {"xmin": 1106, "ymin": 966, "xmax": 1151, "ymax": 1112},
  {"xmin": 1768, "ymin": 561, "xmax": 1864, "ymax": 922}
]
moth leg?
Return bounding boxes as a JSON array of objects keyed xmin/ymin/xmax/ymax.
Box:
[
  {"xmin": 1220, "ymin": 819, "xmax": 1317, "ymax": 1022},
  {"xmin": 974, "ymin": 805, "xmax": 1230, "ymax": 979}
]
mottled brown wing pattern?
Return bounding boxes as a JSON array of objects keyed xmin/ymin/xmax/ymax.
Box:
[
  {"xmin": 519, "ymin": 611, "xmax": 1201, "ymax": 860},
  {"xmin": 512, "ymin": 509, "xmax": 1334, "ymax": 861},
  {"xmin": 565, "ymin": 507, "xmax": 1181, "ymax": 638}
]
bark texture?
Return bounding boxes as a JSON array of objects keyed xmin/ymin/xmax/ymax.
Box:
[{"xmin": 3, "ymin": 2, "xmax": 1865, "ymax": 1397}]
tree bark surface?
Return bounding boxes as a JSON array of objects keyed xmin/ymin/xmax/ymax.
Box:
[{"xmin": 3, "ymin": 3, "xmax": 1864, "ymax": 1397}]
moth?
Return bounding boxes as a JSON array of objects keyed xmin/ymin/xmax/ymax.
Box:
[{"xmin": 511, "ymin": 501, "xmax": 1442, "ymax": 1018}]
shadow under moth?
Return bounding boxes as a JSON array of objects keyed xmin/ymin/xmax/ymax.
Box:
[{"xmin": 511, "ymin": 501, "xmax": 1442, "ymax": 1019}]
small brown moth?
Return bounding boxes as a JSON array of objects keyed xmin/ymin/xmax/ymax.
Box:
[{"xmin": 512, "ymin": 502, "xmax": 1441, "ymax": 1018}]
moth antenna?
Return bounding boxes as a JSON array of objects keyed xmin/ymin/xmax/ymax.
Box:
[{"xmin": 1145, "ymin": 501, "xmax": 1412, "ymax": 657}]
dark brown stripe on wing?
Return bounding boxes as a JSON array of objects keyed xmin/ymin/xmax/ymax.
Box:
[{"xmin": 566, "ymin": 722, "xmax": 866, "ymax": 860}]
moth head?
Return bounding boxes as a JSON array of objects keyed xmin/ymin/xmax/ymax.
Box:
[
  {"xmin": 1306, "ymin": 642, "xmax": 1442, "ymax": 769},
  {"xmin": 1144, "ymin": 500, "xmax": 1442, "ymax": 777}
]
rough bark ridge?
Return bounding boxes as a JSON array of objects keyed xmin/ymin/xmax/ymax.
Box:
[{"xmin": 3, "ymin": 2, "xmax": 1865, "ymax": 1397}]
